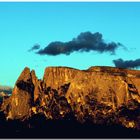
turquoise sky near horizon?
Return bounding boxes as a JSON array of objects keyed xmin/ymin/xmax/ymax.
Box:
[{"xmin": 0, "ymin": 2, "xmax": 140, "ymax": 87}]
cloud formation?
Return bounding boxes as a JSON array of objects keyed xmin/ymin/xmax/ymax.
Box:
[
  {"xmin": 113, "ymin": 58, "xmax": 140, "ymax": 69},
  {"xmin": 28, "ymin": 44, "xmax": 40, "ymax": 52},
  {"xmin": 36, "ymin": 32, "xmax": 122, "ymax": 56}
]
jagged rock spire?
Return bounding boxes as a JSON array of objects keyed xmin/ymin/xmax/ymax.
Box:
[{"xmin": 2, "ymin": 67, "xmax": 35, "ymax": 120}]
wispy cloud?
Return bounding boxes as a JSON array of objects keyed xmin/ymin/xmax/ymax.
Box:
[{"xmin": 28, "ymin": 44, "xmax": 40, "ymax": 52}]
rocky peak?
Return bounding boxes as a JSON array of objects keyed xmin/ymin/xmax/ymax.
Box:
[
  {"xmin": 16, "ymin": 67, "xmax": 31, "ymax": 82},
  {"xmin": 2, "ymin": 67, "xmax": 36, "ymax": 120},
  {"xmin": 2, "ymin": 66, "xmax": 140, "ymax": 130},
  {"xmin": 30, "ymin": 70, "xmax": 38, "ymax": 85}
]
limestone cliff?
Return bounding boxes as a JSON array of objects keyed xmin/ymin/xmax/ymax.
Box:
[{"xmin": 2, "ymin": 66, "xmax": 140, "ymax": 130}]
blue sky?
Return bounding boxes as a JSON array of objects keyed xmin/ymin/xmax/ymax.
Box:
[{"xmin": 0, "ymin": 2, "xmax": 140, "ymax": 86}]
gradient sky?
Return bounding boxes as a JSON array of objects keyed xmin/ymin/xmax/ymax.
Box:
[{"xmin": 0, "ymin": 2, "xmax": 140, "ymax": 87}]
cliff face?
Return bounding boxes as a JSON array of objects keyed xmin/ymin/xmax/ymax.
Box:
[
  {"xmin": 1, "ymin": 67, "xmax": 35, "ymax": 120},
  {"xmin": 2, "ymin": 66, "xmax": 140, "ymax": 129},
  {"xmin": 43, "ymin": 67, "xmax": 78, "ymax": 89}
]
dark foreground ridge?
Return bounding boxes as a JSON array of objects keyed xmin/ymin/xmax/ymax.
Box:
[
  {"xmin": 0, "ymin": 113, "xmax": 140, "ymax": 138},
  {"xmin": 1, "ymin": 66, "xmax": 140, "ymax": 138}
]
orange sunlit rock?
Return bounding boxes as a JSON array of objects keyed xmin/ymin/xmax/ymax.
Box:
[{"xmin": 1, "ymin": 66, "xmax": 140, "ymax": 129}]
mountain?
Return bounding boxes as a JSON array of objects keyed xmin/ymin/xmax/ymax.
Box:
[
  {"xmin": 0, "ymin": 86, "xmax": 12, "ymax": 104},
  {"xmin": 0, "ymin": 85, "xmax": 12, "ymax": 95},
  {"xmin": 1, "ymin": 66, "xmax": 140, "ymax": 138}
]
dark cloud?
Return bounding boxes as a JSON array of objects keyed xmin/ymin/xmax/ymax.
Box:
[
  {"xmin": 113, "ymin": 58, "xmax": 140, "ymax": 69},
  {"xmin": 36, "ymin": 32, "xmax": 122, "ymax": 56},
  {"xmin": 28, "ymin": 44, "xmax": 40, "ymax": 52}
]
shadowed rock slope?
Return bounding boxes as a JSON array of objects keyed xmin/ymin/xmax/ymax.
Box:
[{"xmin": 1, "ymin": 66, "xmax": 140, "ymax": 138}]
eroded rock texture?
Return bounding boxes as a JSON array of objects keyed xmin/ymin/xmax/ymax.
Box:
[
  {"xmin": 1, "ymin": 67, "xmax": 35, "ymax": 120},
  {"xmin": 2, "ymin": 66, "xmax": 140, "ymax": 130}
]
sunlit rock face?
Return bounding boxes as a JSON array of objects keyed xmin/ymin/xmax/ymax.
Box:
[
  {"xmin": 43, "ymin": 67, "xmax": 79, "ymax": 89},
  {"xmin": 2, "ymin": 66, "xmax": 140, "ymax": 130},
  {"xmin": 66, "ymin": 66, "xmax": 140, "ymax": 128},
  {"xmin": 1, "ymin": 67, "xmax": 35, "ymax": 120}
]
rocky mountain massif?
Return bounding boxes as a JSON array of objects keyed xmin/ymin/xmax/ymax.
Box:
[
  {"xmin": 1, "ymin": 66, "xmax": 140, "ymax": 138},
  {"xmin": 0, "ymin": 86, "xmax": 12, "ymax": 105}
]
